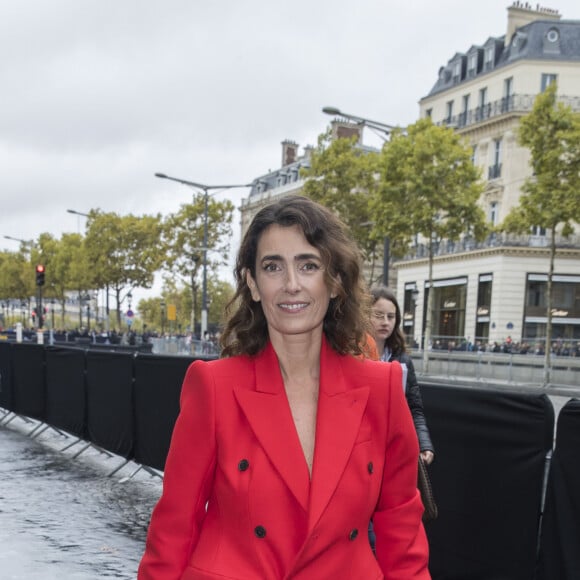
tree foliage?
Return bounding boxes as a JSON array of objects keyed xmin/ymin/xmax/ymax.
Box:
[
  {"xmin": 0, "ymin": 249, "xmax": 33, "ymax": 301},
  {"xmin": 137, "ymin": 276, "xmax": 234, "ymax": 336},
  {"xmin": 302, "ymin": 129, "xmax": 381, "ymax": 282},
  {"xmin": 371, "ymin": 118, "xmax": 488, "ymax": 370},
  {"xmin": 162, "ymin": 194, "xmax": 234, "ymax": 331},
  {"xmin": 501, "ymin": 83, "xmax": 580, "ymax": 383},
  {"xmin": 84, "ymin": 210, "xmax": 163, "ymax": 324}
]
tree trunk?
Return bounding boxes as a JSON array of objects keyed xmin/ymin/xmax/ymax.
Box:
[
  {"xmin": 544, "ymin": 229, "xmax": 556, "ymax": 386},
  {"xmin": 422, "ymin": 238, "xmax": 435, "ymax": 373},
  {"xmin": 189, "ymin": 274, "xmax": 197, "ymax": 338}
]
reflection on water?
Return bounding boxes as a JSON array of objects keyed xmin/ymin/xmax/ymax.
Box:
[{"xmin": 0, "ymin": 422, "xmax": 161, "ymax": 580}]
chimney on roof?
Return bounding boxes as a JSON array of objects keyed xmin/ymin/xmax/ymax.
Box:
[
  {"xmin": 506, "ymin": 2, "xmax": 560, "ymax": 46},
  {"xmin": 330, "ymin": 120, "xmax": 362, "ymax": 143},
  {"xmin": 281, "ymin": 140, "xmax": 298, "ymax": 167}
]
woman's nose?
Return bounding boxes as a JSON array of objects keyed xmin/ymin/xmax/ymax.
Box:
[{"xmin": 284, "ymin": 268, "xmax": 301, "ymax": 292}]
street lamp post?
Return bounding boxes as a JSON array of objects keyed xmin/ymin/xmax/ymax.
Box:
[
  {"xmin": 160, "ymin": 300, "xmax": 166, "ymax": 336},
  {"xmin": 322, "ymin": 106, "xmax": 398, "ymax": 286},
  {"xmin": 322, "ymin": 106, "xmax": 397, "ymax": 140},
  {"xmin": 67, "ymin": 208, "xmax": 111, "ymax": 333},
  {"xmin": 155, "ymin": 172, "xmax": 250, "ymax": 338},
  {"xmin": 67, "ymin": 208, "xmax": 90, "ymax": 234}
]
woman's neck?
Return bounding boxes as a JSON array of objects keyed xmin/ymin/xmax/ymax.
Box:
[
  {"xmin": 270, "ymin": 329, "xmax": 322, "ymax": 388},
  {"xmin": 375, "ymin": 337, "xmax": 386, "ymax": 355}
]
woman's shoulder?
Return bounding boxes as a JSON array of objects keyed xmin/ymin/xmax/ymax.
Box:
[
  {"xmin": 392, "ymin": 351, "xmax": 413, "ymax": 365},
  {"xmin": 187, "ymin": 353, "xmax": 254, "ymax": 379},
  {"xmin": 342, "ymin": 354, "xmax": 401, "ymax": 385}
]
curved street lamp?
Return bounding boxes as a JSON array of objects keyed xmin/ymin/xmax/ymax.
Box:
[
  {"xmin": 155, "ymin": 172, "xmax": 251, "ymax": 338},
  {"xmin": 322, "ymin": 106, "xmax": 397, "ymax": 140},
  {"xmin": 322, "ymin": 106, "xmax": 399, "ymax": 286}
]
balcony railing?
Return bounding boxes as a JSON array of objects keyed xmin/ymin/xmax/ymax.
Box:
[
  {"xmin": 442, "ymin": 93, "xmax": 580, "ymax": 130},
  {"xmin": 488, "ymin": 163, "xmax": 502, "ymax": 179},
  {"xmin": 400, "ymin": 232, "xmax": 580, "ymax": 261}
]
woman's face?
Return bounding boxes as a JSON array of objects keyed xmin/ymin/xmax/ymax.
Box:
[
  {"xmin": 246, "ymin": 224, "xmax": 336, "ymax": 342},
  {"xmin": 370, "ymin": 297, "xmax": 397, "ymax": 342}
]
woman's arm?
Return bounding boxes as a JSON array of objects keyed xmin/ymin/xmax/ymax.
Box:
[
  {"xmin": 138, "ymin": 361, "xmax": 217, "ymax": 580},
  {"xmin": 373, "ymin": 362, "xmax": 430, "ymax": 579},
  {"xmin": 402, "ymin": 355, "xmax": 435, "ymax": 459}
]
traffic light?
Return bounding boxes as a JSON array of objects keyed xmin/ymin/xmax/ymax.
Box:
[{"xmin": 35, "ymin": 264, "xmax": 45, "ymax": 286}]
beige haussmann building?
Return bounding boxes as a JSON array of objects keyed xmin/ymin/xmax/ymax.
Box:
[
  {"xmin": 240, "ymin": 2, "xmax": 580, "ymax": 352},
  {"xmin": 396, "ymin": 2, "xmax": 580, "ymax": 351}
]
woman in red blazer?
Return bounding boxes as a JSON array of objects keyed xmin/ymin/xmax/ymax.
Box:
[{"xmin": 138, "ymin": 195, "xmax": 430, "ymax": 579}]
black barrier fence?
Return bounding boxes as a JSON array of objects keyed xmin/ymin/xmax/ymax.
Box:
[{"xmin": 0, "ymin": 342, "xmax": 578, "ymax": 580}]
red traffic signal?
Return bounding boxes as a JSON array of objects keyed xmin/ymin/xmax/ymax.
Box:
[{"xmin": 35, "ymin": 264, "xmax": 45, "ymax": 286}]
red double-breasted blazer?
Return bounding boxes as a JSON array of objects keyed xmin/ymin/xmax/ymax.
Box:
[{"xmin": 138, "ymin": 337, "xmax": 429, "ymax": 579}]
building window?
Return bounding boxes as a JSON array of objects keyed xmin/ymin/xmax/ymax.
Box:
[
  {"xmin": 502, "ymin": 77, "xmax": 513, "ymax": 112},
  {"xmin": 476, "ymin": 274, "xmax": 493, "ymax": 344},
  {"xmin": 476, "ymin": 87, "xmax": 488, "ymax": 121},
  {"xmin": 489, "ymin": 201, "xmax": 498, "ymax": 225},
  {"xmin": 452, "ymin": 60, "xmax": 461, "ymax": 83},
  {"xmin": 531, "ymin": 225, "xmax": 547, "ymax": 236},
  {"xmin": 459, "ymin": 94, "xmax": 470, "ymax": 127},
  {"xmin": 427, "ymin": 277, "xmax": 467, "ymax": 349},
  {"xmin": 445, "ymin": 100, "xmax": 454, "ymax": 124},
  {"xmin": 544, "ymin": 28, "xmax": 561, "ymax": 54},
  {"xmin": 524, "ymin": 274, "xmax": 580, "ymax": 348},
  {"xmin": 541, "ymin": 73, "xmax": 557, "ymax": 92},
  {"xmin": 467, "ymin": 52, "xmax": 477, "ymax": 77},
  {"xmin": 425, "ymin": 108, "xmax": 432, "ymax": 118},
  {"xmin": 484, "ymin": 46, "xmax": 494, "ymax": 70},
  {"xmin": 488, "ymin": 139, "xmax": 502, "ymax": 179},
  {"xmin": 471, "ymin": 144, "xmax": 478, "ymax": 166}
]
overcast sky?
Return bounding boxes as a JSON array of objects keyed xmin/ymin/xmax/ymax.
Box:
[{"xmin": 2, "ymin": 0, "xmax": 578, "ymax": 302}]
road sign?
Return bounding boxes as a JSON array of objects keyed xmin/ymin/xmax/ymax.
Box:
[{"xmin": 126, "ymin": 309, "xmax": 134, "ymax": 318}]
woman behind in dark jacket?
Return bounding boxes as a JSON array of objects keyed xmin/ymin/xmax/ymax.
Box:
[
  {"xmin": 367, "ymin": 286, "xmax": 435, "ymax": 551},
  {"xmin": 369, "ymin": 285, "xmax": 434, "ymax": 461}
]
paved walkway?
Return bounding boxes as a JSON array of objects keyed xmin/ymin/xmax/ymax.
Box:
[
  {"xmin": 0, "ymin": 391, "xmax": 573, "ymax": 578},
  {"xmin": 0, "ymin": 415, "xmax": 162, "ymax": 579}
]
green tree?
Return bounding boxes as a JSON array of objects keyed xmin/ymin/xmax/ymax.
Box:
[
  {"xmin": 501, "ymin": 83, "xmax": 580, "ymax": 384},
  {"xmin": 48, "ymin": 233, "xmax": 88, "ymax": 327},
  {"xmin": 162, "ymin": 195, "xmax": 234, "ymax": 334},
  {"xmin": 302, "ymin": 129, "xmax": 381, "ymax": 283},
  {"xmin": 84, "ymin": 211, "xmax": 163, "ymax": 327},
  {"xmin": 371, "ymin": 118, "xmax": 488, "ymax": 372},
  {"xmin": 0, "ymin": 249, "xmax": 33, "ymax": 304}
]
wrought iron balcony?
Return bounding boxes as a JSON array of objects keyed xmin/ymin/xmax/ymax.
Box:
[
  {"xmin": 399, "ymin": 232, "xmax": 580, "ymax": 262},
  {"xmin": 488, "ymin": 163, "xmax": 502, "ymax": 179},
  {"xmin": 443, "ymin": 94, "xmax": 580, "ymax": 130}
]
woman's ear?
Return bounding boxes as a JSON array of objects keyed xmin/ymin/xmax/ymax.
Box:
[{"xmin": 246, "ymin": 270, "xmax": 261, "ymax": 302}]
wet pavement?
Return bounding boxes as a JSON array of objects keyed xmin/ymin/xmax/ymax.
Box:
[
  {"xmin": 0, "ymin": 414, "xmax": 162, "ymax": 579},
  {"xmin": 0, "ymin": 394, "xmax": 573, "ymax": 579}
]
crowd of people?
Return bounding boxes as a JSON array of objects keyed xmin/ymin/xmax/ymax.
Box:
[{"xmin": 433, "ymin": 336, "xmax": 580, "ymax": 357}]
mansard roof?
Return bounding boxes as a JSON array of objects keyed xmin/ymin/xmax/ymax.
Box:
[{"xmin": 426, "ymin": 18, "xmax": 580, "ymax": 97}]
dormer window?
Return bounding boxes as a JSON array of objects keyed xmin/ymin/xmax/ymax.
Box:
[
  {"xmin": 546, "ymin": 28, "xmax": 559, "ymax": 43},
  {"xmin": 467, "ymin": 53, "xmax": 477, "ymax": 77},
  {"xmin": 484, "ymin": 46, "xmax": 494, "ymax": 70},
  {"xmin": 512, "ymin": 31, "xmax": 527, "ymax": 51},
  {"xmin": 452, "ymin": 60, "xmax": 461, "ymax": 83},
  {"xmin": 544, "ymin": 27, "xmax": 561, "ymax": 54}
]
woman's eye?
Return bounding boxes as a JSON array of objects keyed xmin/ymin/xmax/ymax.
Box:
[
  {"xmin": 263, "ymin": 262, "xmax": 280, "ymax": 272},
  {"xmin": 301, "ymin": 262, "xmax": 320, "ymax": 272}
]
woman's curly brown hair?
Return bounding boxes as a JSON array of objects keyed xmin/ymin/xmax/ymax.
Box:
[{"xmin": 220, "ymin": 195, "xmax": 372, "ymax": 357}]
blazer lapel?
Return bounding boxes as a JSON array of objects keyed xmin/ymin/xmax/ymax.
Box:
[
  {"xmin": 233, "ymin": 343, "xmax": 310, "ymax": 512},
  {"xmin": 308, "ymin": 341, "xmax": 369, "ymax": 530}
]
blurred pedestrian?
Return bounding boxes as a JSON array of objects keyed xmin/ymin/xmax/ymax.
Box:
[{"xmin": 369, "ymin": 286, "xmax": 435, "ymax": 464}]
